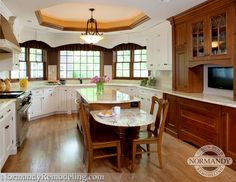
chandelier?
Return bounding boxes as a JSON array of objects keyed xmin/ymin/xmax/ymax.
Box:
[{"xmin": 80, "ymin": 8, "xmax": 103, "ymax": 44}]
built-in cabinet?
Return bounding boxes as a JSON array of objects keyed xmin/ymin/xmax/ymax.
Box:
[
  {"xmin": 146, "ymin": 21, "xmax": 172, "ymax": 70},
  {"xmin": 164, "ymin": 93, "xmax": 236, "ymax": 170},
  {"xmin": 0, "ymin": 102, "xmax": 15, "ymax": 171},
  {"xmin": 169, "ymin": 0, "xmax": 236, "ymax": 96},
  {"xmin": 0, "ymin": 52, "xmax": 19, "ymax": 70}
]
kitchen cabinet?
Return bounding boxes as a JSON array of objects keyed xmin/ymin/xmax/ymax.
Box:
[
  {"xmin": 188, "ymin": 7, "xmax": 233, "ymax": 67},
  {"xmin": 222, "ymin": 107, "xmax": 236, "ymax": 170},
  {"xmin": 30, "ymin": 89, "xmax": 44, "ymax": 118},
  {"xmin": 178, "ymin": 98, "xmax": 221, "ymax": 147},
  {"xmin": 164, "ymin": 94, "xmax": 179, "ymax": 137},
  {"xmin": 57, "ymin": 87, "xmax": 70, "ymax": 114},
  {"xmin": 42, "ymin": 88, "xmax": 56, "ymax": 115},
  {"xmin": 147, "ymin": 22, "xmax": 172, "ymax": 70},
  {"xmin": 0, "ymin": 52, "xmax": 19, "ymax": 70},
  {"xmin": 169, "ymin": 0, "xmax": 236, "ymax": 94},
  {"xmin": 0, "ymin": 103, "xmax": 14, "ymax": 171}
]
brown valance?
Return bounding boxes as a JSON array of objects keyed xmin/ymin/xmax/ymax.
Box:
[
  {"xmin": 20, "ymin": 40, "xmax": 51, "ymax": 50},
  {"xmin": 112, "ymin": 43, "xmax": 146, "ymax": 51},
  {"xmin": 55, "ymin": 44, "xmax": 108, "ymax": 51}
]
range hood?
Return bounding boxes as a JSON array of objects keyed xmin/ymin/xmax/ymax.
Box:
[{"xmin": 0, "ymin": 14, "xmax": 21, "ymax": 53}]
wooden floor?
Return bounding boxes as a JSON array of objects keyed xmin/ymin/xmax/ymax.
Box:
[{"xmin": 2, "ymin": 114, "xmax": 236, "ymax": 182}]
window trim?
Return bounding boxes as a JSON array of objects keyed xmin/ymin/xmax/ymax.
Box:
[{"xmin": 113, "ymin": 49, "xmax": 148, "ymax": 79}]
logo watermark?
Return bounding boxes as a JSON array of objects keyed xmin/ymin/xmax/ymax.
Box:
[{"xmin": 187, "ymin": 145, "xmax": 233, "ymax": 177}]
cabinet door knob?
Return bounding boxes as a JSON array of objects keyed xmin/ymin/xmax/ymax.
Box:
[
  {"xmin": 0, "ymin": 115, "xmax": 3, "ymax": 119},
  {"xmin": 7, "ymin": 109, "xmax": 11, "ymax": 112},
  {"xmin": 5, "ymin": 125, "xmax": 9, "ymax": 129}
]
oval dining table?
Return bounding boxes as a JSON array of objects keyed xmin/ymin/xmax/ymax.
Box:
[{"xmin": 90, "ymin": 108, "xmax": 155, "ymax": 157}]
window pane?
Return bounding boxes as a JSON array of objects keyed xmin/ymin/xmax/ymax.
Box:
[
  {"xmin": 134, "ymin": 70, "xmax": 141, "ymax": 77},
  {"xmin": 67, "ymin": 71, "xmax": 73, "ymax": 78},
  {"xmin": 60, "ymin": 64, "xmax": 66, "ymax": 70},
  {"xmin": 87, "ymin": 64, "xmax": 93, "ymax": 70},
  {"xmin": 123, "ymin": 70, "xmax": 130, "ymax": 77},
  {"xmin": 123, "ymin": 63, "xmax": 130, "ymax": 69},
  {"xmin": 30, "ymin": 54, "xmax": 36, "ymax": 61},
  {"xmin": 31, "ymin": 63, "xmax": 38, "ymax": 69},
  {"xmin": 116, "ymin": 70, "xmax": 122, "ymax": 77},
  {"xmin": 87, "ymin": 57, "xmax": 93, "ymax": 64},
  {"xmin": 134, "ymin": 63, "xmax": 140, "ymax": 69},
  {"xmin": 123, "ymin": 56, "xmax": 130, "ymax": 62},
  {"xmin": 67, "ymin": 56, "xmax": 73, "ymax": 63},
  {"xmin": 11, "ymin": 70, "xmax": 19, "ymax": 79},
  {"xmin": 94, "ymin": 57, "xmax": 100, "ymax": 63},
  {"xmin": 60, "ymin": 51, "xmax": 67, "ymax": 55},
  {"xmin": 141, "ymin": 63, "xmax": 147, "ymax": 69},
  {"xmin": 74, "ymin": 64, "xmax": 80, "ymax": 70},
  {"xmin": 94, "ymin": 64, "xmax": 100, "ymax": 70},
  {"xmin": 19, "ymin": 62, "xmax": 26, "ymax": 70},
  {"xmin": 20, "ymin": 71, "xmax": 27, "ymax": 78},
  {"xmin": 81, "ymin": 56, "xmax": 86, "ymax": 63},
  {"xmin": 38, "ymin": 63, "xmax": 43, "ymax": 70},
  {"xmin": 74, "ymin": 56, "xmax": 80, "ymax": 63},
  {"xmin": 73, "ymin": 71, "xmax": 81, "ymax": 78},
  {"xmin": 117, "ymin": 56, "xmax": 123, "ymax": 62},
  {"xmin": 60, "ymin": 71, "xmax": 66, "ymax": 78},
  {"xmin": 60, "ymin": 56, "xmax": 67, "ymax": 63},
  {"xmin": 134, "ymin": 55, "xmax": 141, "ymax": 62}
]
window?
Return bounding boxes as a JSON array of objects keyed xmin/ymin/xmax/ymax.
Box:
[
  {"xmin": 11, "ymin": 47, "xmax": 27, "ymax": 79},
  {"xmin": 114, "ymin": 49, "xmax": 148, "ymax": 78},
  {"xmin": 133, "ymin": 49, "xmax": 148, "ymax": 78},
  {"xmin": 29, "ymin": 48, "xmax": 44, "ymax": 78},
  {"xmin": 60, "ymin": 50, "xmax": 100, "ymax": 79},
  {"xmin": 116, "ymin": 50, "xmax": 131, "ymax": 77}
]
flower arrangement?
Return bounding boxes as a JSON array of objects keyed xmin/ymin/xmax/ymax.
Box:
[
  {"xmin": 91, "ymin": 75, "xmax": 110, "ymax": 94},
  {"xmin": 90, "ymin": 75, "xmax": 110, "ymax": 83}
]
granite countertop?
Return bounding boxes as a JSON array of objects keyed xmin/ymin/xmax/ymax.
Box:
[
  {"xmin": 90, "ymin": 108, "xmax": 154, "ymax": 127},
  {"xmin": 77, "ymin": 87, "xmax": 140, "ymax": 104},
  {"xmin": 0, "ymin": 99, "xmax": 16, "ymax": 111}
]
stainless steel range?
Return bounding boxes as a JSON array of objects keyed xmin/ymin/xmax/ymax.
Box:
[{"xmin": 0, "ymin": 91, "xmax": 32, "ymax": 147}]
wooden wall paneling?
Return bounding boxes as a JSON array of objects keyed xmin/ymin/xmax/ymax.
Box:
[
  {"xmin": 222, "ymin": 107, "xmax": 236, "ymax": 170},
  {"xmin": 103, "ymin": 50, "xmax": 113, "ymax": 65}
]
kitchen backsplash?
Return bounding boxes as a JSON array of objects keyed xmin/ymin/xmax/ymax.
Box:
[{"xmin": 0, "ymin": 71, "xmax": 9, "ymax": 79}]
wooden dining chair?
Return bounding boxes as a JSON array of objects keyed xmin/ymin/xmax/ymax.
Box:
[
  {"xmin": 131, "ymin": 96, "xmax": 169, "ymax": 172},
  {"xmin": 80, "ymin": 103, "xmax": 121, "ymax": 173}
]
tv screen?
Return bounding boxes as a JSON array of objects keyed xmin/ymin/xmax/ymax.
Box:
[{"xmin": 208, "ymin": 67, "xmax": 233, "ymax": 90}]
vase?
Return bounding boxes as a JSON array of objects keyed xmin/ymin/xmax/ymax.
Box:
[{"xmin": 96, "ymin": 82, "xmax": 104, "ymax": 94}]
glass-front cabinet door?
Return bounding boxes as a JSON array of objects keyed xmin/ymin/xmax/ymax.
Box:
[
  {"xmin": 192, "ymin": 21, "xmax": 205, "ymax": 57},
  {"xmin": 210, "ymin": 13, "xmax": 227, "ymax": 55}
]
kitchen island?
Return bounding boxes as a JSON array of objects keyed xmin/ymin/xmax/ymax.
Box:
[{"xmin": 77, "ymin": 87, "xmax": 142, "ymax": 157}]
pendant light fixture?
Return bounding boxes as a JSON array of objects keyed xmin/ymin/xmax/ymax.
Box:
[{"xmin": 80, "ymin": 8, "xmax": 103, "ymax": 44}]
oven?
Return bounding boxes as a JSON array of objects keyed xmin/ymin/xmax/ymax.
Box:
[{"xmin": 16, "ymin": 92, "xmax": 32, "ymax": 147}]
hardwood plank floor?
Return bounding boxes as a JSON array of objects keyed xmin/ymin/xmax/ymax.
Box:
[{"xmin": 2, "ymin": 114, "xmax": 236, "ymax": 182}]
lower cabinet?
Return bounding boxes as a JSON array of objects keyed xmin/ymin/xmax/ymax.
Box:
[
  {"xmin": 222, "ymin": 107, "xmax": 236, "ymax": 170},
  {"xmin": 164, "ymin": 93, "xmax": 236, "ymax": 171},
  {"xmin": 0, "ymin": 103, "xmax": 14, "ymax": 171},
  {"xmin": 178, "ymin": 98, "xmax": 221, "ymax": 147},
  {"xmin": 164, "ymin": 94, "xmax": 179, "ymax": 137}
]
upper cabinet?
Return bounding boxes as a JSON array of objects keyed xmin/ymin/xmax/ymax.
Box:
[
  {"xmin": 146, "ymin": 21, "xmax": 172, "ymax": 70},
  {"xmin": 188, "ymin": 7, "xmax": 234, "ymax": 67},
  {"xmin": 169, "ymin": 0, "xmax": 236, "ymax": 94}
]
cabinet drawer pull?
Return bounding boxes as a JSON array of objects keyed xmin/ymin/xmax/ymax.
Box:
[
  {"xmin": 5, "ymin": 125, "xmax": 9, "ymax": 129},
  {"xmin": 7, "ymin": 109, "xmax": 11, "ymax": 112},
  {"xmin": 0, "ymin": 115, "xmax": 3, "ymax": 119}
]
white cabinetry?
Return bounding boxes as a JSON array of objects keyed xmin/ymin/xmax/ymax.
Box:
[
  {"xmin": 0, "ymin": 102, "xmax": 15, "ymax": 171},
  {"xmin": 30, "ymin": 89, "xmax": 44, "ymax": 118},
  {"xmin": 57, "ymin": 87, "xmax": 70, "ymax": 114},
  {"xmin": 42, "ymin": 88, "xmax": 56, "ymax": 115},
  {"xmin": 0, "ymin": 52, "xmax": 19, "ymax": 70},
  {"xmin": 146, "ymin": 21, "xmax": 172, "ymax": 70},
  {"xmin": 136, "ymin": 88, "xmax": 163, "ymax": 116}
]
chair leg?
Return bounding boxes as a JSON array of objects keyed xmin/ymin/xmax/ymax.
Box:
[
  {"xmin": 88, "ymin": 151, "xmax": 93, "ymax": 173},
  {"xmin": 157, "ymin": 142, "xmax": 163, "ymax": 169},
  {"xmin": 146, "ymin": 144, "xmax": 150, "ymax": 157},
  {"xmin": 131, "ymin": 143, "xmax": 137, "ymax": 172},
  {"xmin": 117, "ymin": 144, "xmax": 121, "ymax": 172}
]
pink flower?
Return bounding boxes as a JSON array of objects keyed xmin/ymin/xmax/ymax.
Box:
[{"xmin": 90, "ymin": 75, "xmax": 110, "ymax": 83}]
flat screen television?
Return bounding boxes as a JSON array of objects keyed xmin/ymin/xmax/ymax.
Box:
[{"xmin": 208, "ymin": 67, "xmax": 233, "ymax": 90}]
